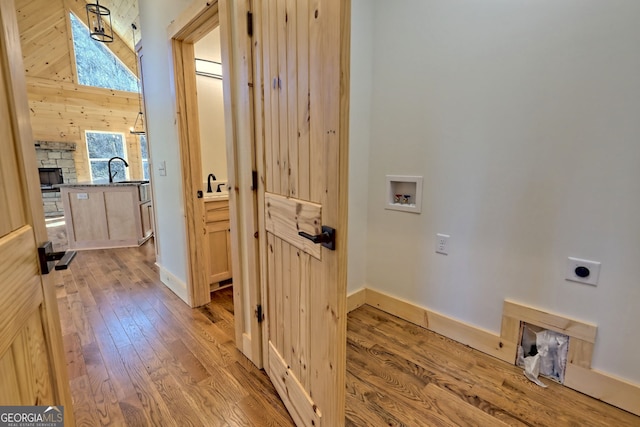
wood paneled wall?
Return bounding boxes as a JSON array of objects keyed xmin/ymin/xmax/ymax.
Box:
[
  {"xmin": 26, "ymin": 77, "xmax": 143, "ymax": 180},
  {"xmin": 15, "ymin": 0, "xmax": 144, "ymax": 182},
  {"xmin": 16, "ymin": 0, "xmax": 75, "ymax": 82}
]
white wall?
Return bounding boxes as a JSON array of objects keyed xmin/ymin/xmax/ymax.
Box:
[
  {"xmin": 347, "ymin": 0, "xmax": 374, "ymax": 293},
  {"xmin": 194, "ymin": 29, "xmax": 228, "ymax": 184},
  {"xmin": 140, "ymin": 0, "xmax": 640, "ymax": 385},
  {"xmin": 138, "ymin": 0, "xmax": 193, "ymax": 292},
  {"xmin": 359, "ymin": 0, "xmax": 640, "ymax": 384}
]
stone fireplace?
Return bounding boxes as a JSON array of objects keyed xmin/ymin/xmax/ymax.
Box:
[{"xmin": 35, "ymin": 141, "xmax": 78, "ymax": 217}]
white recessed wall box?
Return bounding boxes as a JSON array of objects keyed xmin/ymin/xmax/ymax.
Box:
[
  {"xmin": 385, "ymin": 175, "xmax": 423, "ymax": 214},
  {"xmin": 566, "ymin": 257, "xmax": 601, "ymax": 286}
]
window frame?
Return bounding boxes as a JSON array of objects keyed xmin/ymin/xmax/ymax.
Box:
[
  {"xmin": 139, "ymin": 134, "xmax": 150, "ymax": 180},
  {"xmin": 85, "ymin": 130, "xmax": 129, "ymax": 182},
  {"xmin": 68, "ymin": 12, "xmax": 139, "ymax": 92}
]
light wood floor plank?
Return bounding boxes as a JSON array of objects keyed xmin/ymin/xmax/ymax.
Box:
[
  {"xmin": 69, "ymin": 375, "xmax": 100, "ymax": 427},
  {"xmin": 58, "ymin": 241, "xmax": 293, "ymax": 426}
]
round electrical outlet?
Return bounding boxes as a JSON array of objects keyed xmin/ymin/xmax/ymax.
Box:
[{"xmin": 575, "ymin": 266, "xmax": 590, "ymax": 278}]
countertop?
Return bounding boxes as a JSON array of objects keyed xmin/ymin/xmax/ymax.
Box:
[
  {"xmin": 203, "ymin": 192, "xmax": 229, "ymax": 201},
  {"xmin": 57, "ymin": 180, "xmax": 150, "ymax": 188}
]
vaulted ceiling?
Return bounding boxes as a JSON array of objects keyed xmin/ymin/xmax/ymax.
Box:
[
  {"xmin": 72, "ymin": 0, "xmax": 140, "ymax": 50},
  {"xmin": 16, "ymin": 0, "xmax": 140, "ymax": 79},
  {"xmin": 15, "ymin": 0, "xmax": 143, "ymax": 146}
]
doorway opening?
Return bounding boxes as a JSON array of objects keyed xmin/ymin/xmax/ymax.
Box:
[
  {"xmin": 169, "ymin": 1, "xmax": 262, "ymax": 366},
  {"xmin": 194, "ymin": 28, "xmax": 234, "ymax": 291}
]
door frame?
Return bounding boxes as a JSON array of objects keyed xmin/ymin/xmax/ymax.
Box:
[
  {"xmin": 169, "ymin": 0, "xmax": 263, "ymax": 366},
  {"xmin": 1, "ymin": 0, "xmax": 75, "ymax": 422}
]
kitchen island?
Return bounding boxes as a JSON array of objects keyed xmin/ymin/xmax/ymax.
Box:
[{"xmin": 60, "ymin": 181, "xmax": 153, "ymax": 250}]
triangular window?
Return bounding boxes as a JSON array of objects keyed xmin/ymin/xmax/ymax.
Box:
[{"xmin": 69, "ymin": 13, "xmax": 138, "ymax": 92}]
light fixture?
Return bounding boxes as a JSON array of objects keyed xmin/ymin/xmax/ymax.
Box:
[
  {"xmin": 130, "ymin": 23, "xmax": 146, "ymax": 136},
  {"xmin": 195, "ymin": 58, "xmax": 223, "ymax": 80},
  {"xmin": 85, "ymin": 0, "xmax": 114, "ymax": 43},
  {"xmin": 130, "ymin": 111, "xmax": 145, "ymax": 136}
]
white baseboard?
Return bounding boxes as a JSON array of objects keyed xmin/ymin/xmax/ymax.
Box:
[
  {"xmin": 158, "ymin": 264, "xmax": 189, "ymax": 305},
  {"xmin": 347, "ymin": 287, "xmax": 640, "ymax": 417}
]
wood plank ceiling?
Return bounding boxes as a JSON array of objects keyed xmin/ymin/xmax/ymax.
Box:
[
  {"xmin": 16, "ymin": 0, "xmax": 140, "ymax": 79},
  {"xmin": 88, "ymin": 0, "xmax": 140, "ymax": 50}
]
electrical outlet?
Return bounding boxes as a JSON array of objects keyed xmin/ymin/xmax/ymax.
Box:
[
  {"xmin": 566, "ymin": 257, "xmax": 601, "ymax": 286},
  {"xmin": 436, "ymin": 233, "xmax": 449, "ymax": 255}
]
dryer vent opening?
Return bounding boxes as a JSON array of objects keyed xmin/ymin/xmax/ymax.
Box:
[{"xmin": 517, "ymin": 323, "xmax": 569, "ymax": 384}]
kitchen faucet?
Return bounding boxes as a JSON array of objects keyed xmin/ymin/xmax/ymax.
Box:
[
  {"xmin": 108, "ymin": 156, "xmax": 129, "ymax": 183},
  {"xmin": 207, "ymin": 173, "xmax": 217, "ymax": 193}
]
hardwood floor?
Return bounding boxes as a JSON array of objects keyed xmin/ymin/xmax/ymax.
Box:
[
  {"xmin": 56, "ymin": 242, "xmax": 640, "ymax": 426},
  {"xmin": 346, "ymin": 306, "xmax": 639, "ymax": 427},
  {"xmin": 55, "ymin": 240, "xmax": 293, "ymax": 426}
]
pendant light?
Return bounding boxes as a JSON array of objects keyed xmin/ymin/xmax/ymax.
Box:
[
  {"xmin": 130, "ymin": 23, "xmax": 146, "ymax": 136},
  {"xmin": 86, "ymin": 0, "xmax": 114, "ymax": 43}
]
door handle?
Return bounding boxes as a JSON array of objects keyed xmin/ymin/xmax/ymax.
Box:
[
  {"xmin": 298, "ymin": 226, "xmax": 336, "ymax": 250},
  {"xmin": 38, "ymin": 241, "xmax": 77, "ymax": 274}
]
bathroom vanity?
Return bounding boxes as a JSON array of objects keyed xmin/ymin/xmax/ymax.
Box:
[
  {"xmin": 203, "ymin": 193, "xmax": 232, "ymax": 290},
  {"xmin": 60, "ymin": 181, "xmax": 153, "ymax": 250}
]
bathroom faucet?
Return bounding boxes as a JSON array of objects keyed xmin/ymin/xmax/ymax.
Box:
[
  {"xmin": 207, "ymin": 173, "xmax": 217, "ymax": 193},
  {"xmin": 107, "ymin": 157, "xmax": 129, "ymax": 183}
]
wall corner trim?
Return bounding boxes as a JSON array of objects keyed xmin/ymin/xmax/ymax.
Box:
[
  {"xmin": 158, "ymin": 263, "xmax": 190, "ymax": 306},
  {"xmin": 347, "ymin": 288, "xmax": 366, "ymax": 313},
  {"xmin": 242, "ymin": 332, "xmax": 256, "ymax": 367},
  {"xmin": 502, "ymin": 299, "xmax": 597, "ymax": 343}
]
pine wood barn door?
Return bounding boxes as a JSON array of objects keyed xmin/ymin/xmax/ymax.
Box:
[
  {"xmin": 256, "ymin": 0, "xmax": 350, "ymax": 425},
  {"xmin": 0, "ymin": 1, "xmax": 74, "ymax": 422}
]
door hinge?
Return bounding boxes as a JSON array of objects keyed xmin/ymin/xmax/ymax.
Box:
[
  {"xmin": 247, "ymin": 11, "xmax": 253, "ymax": 37},
  {"xmin": 255, "ymin": 304, "xmax": 263, "ymax": 323},
  {"xmin": 251, "ymin": 170, "xmax": 258, "ymax": 191}
]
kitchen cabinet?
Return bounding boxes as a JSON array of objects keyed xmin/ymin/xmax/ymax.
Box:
[
  {"xmin": 140, "ymin": 201, "xmax": 153, "ymax": 239},
  {"xmin": 61, "ymin": 182, "xmax": 153, "ymax": 250},
  {"xmin": 204, "ymin": 198, "xmax": 232, "ymax": 288}
]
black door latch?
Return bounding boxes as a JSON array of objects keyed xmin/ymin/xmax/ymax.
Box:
[
  {"xmin": 298, "ymin": 226, "xmax": 336, "ymax": 250},
  {"xmin": 38, "ymin": 241, "xmax": 77, "ymax": 274}
]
